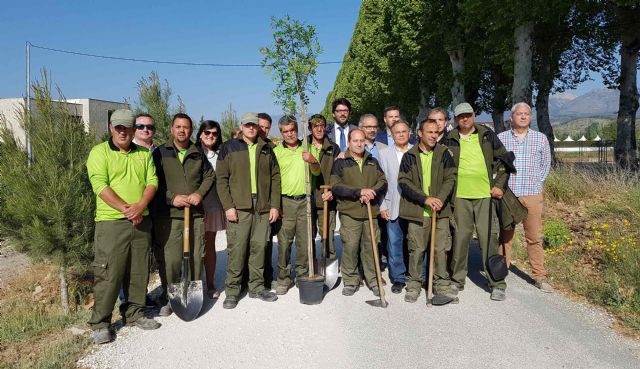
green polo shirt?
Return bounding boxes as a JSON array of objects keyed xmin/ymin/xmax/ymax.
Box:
[
  {"xmin": 248, "ymin": 142, "xmax": 257, "ymax": 194},
  {"xmin": 356, "ymin": 159, "xmax": 363, "ymax": 172},
  {"xmin": 420, "ymin": 150, "xmax": 433, "ymax": 217},
  {"xmin": 87, "ymin": 140, "xmax": 158, "ymax": 222},
  {"xmin": 177, "ymin": 149, "xmax": 187, "ymax": 164},
  {"xmin": 456, "ymin": 133, "xmax": 490, "ymax": 199},
  {"xmin": 274, "ymin": 142, "xmax": 308, "ymax": 196}
]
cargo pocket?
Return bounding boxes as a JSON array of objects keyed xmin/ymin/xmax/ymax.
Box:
[{"xmin": 91, "ymin": 257, "xmax": 109, "ymax": 282}]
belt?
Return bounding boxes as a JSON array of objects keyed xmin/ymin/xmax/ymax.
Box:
[
  {"xmin": 283, "ymin": 194, "xmax": 306, "ymax": 201},
  {"xmin": 251, "ymin": 194, "xmax": 257, "ymax": 199}
]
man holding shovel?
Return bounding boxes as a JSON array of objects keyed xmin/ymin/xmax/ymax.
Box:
[
  {"xmin": 273, "ymin": 115, "xmax": 321, "ymax": 295},
  {"xmin": 152, "ymin": 113, "xmax": 214, "ymax": 316},
  {"xmin": 398, "ymin": 118, "xmax": 457, "ymax": 303},
  {"xmin": 331, "ymin": 129, "xmax": 387, "ymax": 297},
  {"xmin": 87, "ymin": 109, "xmax": 160, "ymax": 344},
  {"xmin": 216, "ymin": 113, "xmax": 281, "ymax": 309}
]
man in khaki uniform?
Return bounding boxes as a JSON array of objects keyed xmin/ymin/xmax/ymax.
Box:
[{"xmin": 87, "ymin": 109, "xmax": 160, "ymax": 344}]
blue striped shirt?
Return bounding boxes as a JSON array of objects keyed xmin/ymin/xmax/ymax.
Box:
[{"xmin": 498, "ymin": 129, "xmax": 551, "ymax": 197}]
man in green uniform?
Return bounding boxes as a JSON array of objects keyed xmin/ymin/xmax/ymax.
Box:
[
  {"xmin": 216, "ymin": 112, "xmax": 281, "ymax": 309},
  {"xmin": 331, "ymin": 129, "xmax": 387, "ymax": 297},
  {"xmin": 152, "ymin": 113, "xmax": 214, "ymax": 316},
  {"xmin": 445, "ymin": 103, "xmax": 509, "ymax": 301},
  {"xmin": 87, "ymin": 109, "xmax": 160, "ymax": 344},
  {"xmin": 273, "ymin": 116, "xmax": 321, "ymax": 294},
  {"xmin": 398, "ymin": 119, "xmax": 457, "ymax": 303},
  {"xmin": 307, "ymin": 114, "xmax": 340, "ymax": 259}
]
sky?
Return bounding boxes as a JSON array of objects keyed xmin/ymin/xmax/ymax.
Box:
[{"xmin": 0, "ymin": 0, "xmax": 625, "ymax": 127}]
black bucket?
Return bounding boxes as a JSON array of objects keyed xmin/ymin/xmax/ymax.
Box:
[{"xmin": 297, "ymin": 276, "xmax": 325, "ymax": 305}]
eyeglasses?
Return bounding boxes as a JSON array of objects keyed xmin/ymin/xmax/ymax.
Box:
[
  {"xmin": 202, "ymin": 130, "xmax": 219, "ymax": 137},
  {"xmin": 135, "ymin": 124, "xmax": 156, "ymax": 131},
  {"xmin": 334, "ymin": 109, "xmax": 349, "ymax": 113}
]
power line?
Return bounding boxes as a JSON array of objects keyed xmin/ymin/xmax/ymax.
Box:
[{"xmin": 27, "ymin": 41, "xmax": 343, "ymax": 67}]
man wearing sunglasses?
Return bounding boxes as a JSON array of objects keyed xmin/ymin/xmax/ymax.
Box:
[{"xmin": 133, "ymin": 114, "xmax": 157, "ymax": 152}]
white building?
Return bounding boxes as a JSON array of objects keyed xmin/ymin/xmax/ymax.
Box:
[{"xmin": 0, "ymin": 98, "xmax": 128, "ymax": 145}]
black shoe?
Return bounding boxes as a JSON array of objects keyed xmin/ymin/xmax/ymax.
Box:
[
  {"xmin": 391, "ymin": 282, "xmax": 405, "ymax": 294},
  {"xmin": 248, "ymin": 289, "xmax": 278, "ymax": 302},
  {"xmin": 223, "ymin": 295, "xmax": 239, "ymax": 309}
]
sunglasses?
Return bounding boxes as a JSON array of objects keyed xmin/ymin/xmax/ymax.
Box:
[
  {"xmin": 202, "ymin": 130, "xmax": 219, "ymax": 137},
  {"xmin": 135, "ymin": 124, "xmax": 156, "ymax": 131}
]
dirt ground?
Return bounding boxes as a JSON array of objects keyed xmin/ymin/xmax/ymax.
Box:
[{"xmin": 0, "ymin": 239, "xmax": 31, "ymax": 289}]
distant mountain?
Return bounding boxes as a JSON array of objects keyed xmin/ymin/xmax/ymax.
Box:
[{"xmin": 548, "ymin": 89, "xmax": 621, "ymax": 123}]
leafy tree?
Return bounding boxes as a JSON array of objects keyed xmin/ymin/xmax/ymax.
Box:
[
  {"xmin": 133, "ymin": 71, "xmax": 186, "ymax": 145},
  {"xmin": 0, "ymin": 71, "xmax": 96, "ymax": 314},
  {"xmin": 220, "ymin": 103, "xmax": 239, "ymax": 141}
]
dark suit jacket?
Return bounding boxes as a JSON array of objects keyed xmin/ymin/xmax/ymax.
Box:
[{"xmin": 326, "ymin": 122, "xmax": 358, "ymax": 146}]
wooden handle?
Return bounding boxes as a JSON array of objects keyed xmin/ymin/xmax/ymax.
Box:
[
  {"xmin": 367, "ymin": 202, "xmax": 386, "ymax": 305},
  {"xmin": 427, "ymin": 212, "xmax": 437, "ymax": 304},
  {"xmin": 183, "ymin": 207, "xmax": 190, "ymax": 253}
]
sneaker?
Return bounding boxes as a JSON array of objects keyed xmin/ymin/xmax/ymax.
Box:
[
  {"xmin": 490, "ymin": 288, "xmax": 506, "ymax": 301},
  {"xmin": 479, "ymin": 270, "xmax": 488, "ymax": 280},
  {"xmin": 132, "ymin": 317, "xmax": 161, "ymax": 330},
  {"xmin": 223, "ymin": 295, "xmax": 238, "ymax": 309},
  {"xmin": 342, "ymin": 285, "xmax": 359, "ymax": 296},
  {"xmin": 404, "ymin": 290, "xmax": 419, "ymax": 303},
  {"xmin": 391, "ymin": 282, "xmax": 405, "ymax": 294},
  {"xmin": 449, "ymin": 284, "xmax": 464, "ymax": 295},
  {"xmin": 158, "ymin": 304, "xmax": 172, "ymax": 317},
  {"xmin": 371, "ymin": 285, "xmax": 380, "ymax": 297},
  {"xmin": 93, "ymin": 327, "xmax": 113, "ymax": 344},
  {"xmin": 248, "ymin": 289, "xmax": 278, "ymax": 302},
  {"xmin": 275, "ymin": 282, "xmax": 292, "ymax": 295},
  {"xmin": 535, "ymin": 281, "xmax": 554, "ymax": 293},
  {"xmin": 207, "ymin": 289, "xmax": 221, "ymax": 299}
]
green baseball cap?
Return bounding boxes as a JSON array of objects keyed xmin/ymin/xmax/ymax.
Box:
[
  {"xmin": 240, "ymin": 112, "xmax": 259, "ymax": 126},
  {"xmin": 110, "ymin": 109, "xmax": 135, "ymax": 127},
  {"xmin": 454, "ymin": 103, "xmax": 474, "ymax": 117}
]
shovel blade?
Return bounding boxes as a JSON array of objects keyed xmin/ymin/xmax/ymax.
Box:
[
  {"xmin": 168, "ymin": 279, "xmax": 204, "ymax": 321},
  {"xmin": 428, "ymin": 294, "xmax": 456, "ymax": 306},
  {"xmin": 323, "ymin": 258, "xmax": 340, "ymax": 290},
  {"xmin": 365, "ymin": 299, "xmax": 389, "ymax": 308}
]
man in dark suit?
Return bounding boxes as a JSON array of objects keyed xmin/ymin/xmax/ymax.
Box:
[
  {"xmin": 375, "ymin": 106, "xmax": 418, "ymax": 145},
  {"xmin": 325, "ymin": 98, "xmax": 358, "ymax": 152}
]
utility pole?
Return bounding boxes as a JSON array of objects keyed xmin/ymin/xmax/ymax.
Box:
[{"xmin": 26, "ymin": 41, "xmax": 32, "ymax": 167}]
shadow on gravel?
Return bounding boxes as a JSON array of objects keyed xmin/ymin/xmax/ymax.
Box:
[
  {"xmin": 509, "ymin": 264, "xmax": 536, "ymax": 285},
  {"xmin": 467, "ymin": 241, "xmax": 492, "ymax": 293}
]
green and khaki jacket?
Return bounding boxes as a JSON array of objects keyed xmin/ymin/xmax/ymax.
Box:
[
  {"xmin": 330, "ymin": 150, "xmax": 387, "ymax": 219},
  {"xmin": 152, "ymin": 141, "xmax": 214, "ymax": 218},
  {"xmin": 308, "ymin": 135, "xmax": 340, "ymax": 208},
  {"xmin": 444, "ymin": 124, "xmax": 508, "ymax": 203},
  {"xmin": 398, "ymin": 143, "xmax": 457, "ymax": 222},
  {"xmin": 216, "ymin": 137, "xmax": 281, "ymax": 214}
]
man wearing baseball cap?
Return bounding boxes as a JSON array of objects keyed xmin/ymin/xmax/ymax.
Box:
[
  {"xmin": 216, "ymin": 112, "xmax": 281, "ymax": 308},
  {"xmin": 86, "ymin": 109, "xmax": 160, "ymax": 344},
  {"xmin": 445, "ymin": 102, "xmax": 509, "ymax": 301}
]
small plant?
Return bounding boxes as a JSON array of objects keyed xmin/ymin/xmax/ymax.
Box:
[{"xmin": 543, "ymin": 218, "xmax": 572, "ymax": 251}]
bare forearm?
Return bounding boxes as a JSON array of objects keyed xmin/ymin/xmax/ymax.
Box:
[{"xmin": 98, "ymin": 187, "xmax": 128, "ymax": 213}]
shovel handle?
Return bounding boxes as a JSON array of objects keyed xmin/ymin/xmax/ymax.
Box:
[
  {"xmin": 367, "ymin": 202, "xmax": 387, "ymax": 306},
  {"xmin": 320, "ymin": 185, "xmax": 331, "ymax": 241},
  {"xmin": 426, "ymin": 212, "xmax": 437, "ymax": 307},
  {"xmin": 183, "ymin": 206, "xmax": 190, "ymax": 253}
]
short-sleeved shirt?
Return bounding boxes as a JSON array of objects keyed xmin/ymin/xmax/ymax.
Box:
[
  {"xmin": 248, "ymin": 142, "xmax": 257, "ymax": 194},
  {"xmin": 274, "ymin": 143, "xmax": 307, "ymax": 196},
  {"xmin": 456, "ymin": 133, "xmax": 490, "ymax": 199},
  {"xmin": 87, "ymin": 140, "xmax": 158, "ymax": 222},
  {"xmin": 420, "ymin": 150, "xmax": 433, "ymax": 217}
]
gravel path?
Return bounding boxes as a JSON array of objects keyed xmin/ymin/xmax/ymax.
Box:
[{"xmin": 78, "ymin": 232, "xmax": 640, "ymax": 369}]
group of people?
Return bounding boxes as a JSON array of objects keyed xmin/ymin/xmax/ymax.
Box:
[{"xmin": 86, "ymin": 97, "xmax": 552, "ymax": 344}]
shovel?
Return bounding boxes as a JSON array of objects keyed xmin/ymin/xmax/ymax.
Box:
[
  {"xmin": 167, "ymin": 206, "xmax": 204, "ymax": 321},
  {"xmin": 320, "ymin": 185, "xmax": 339, "ymax": 290},
  {"xmin": 365, "ymin": 202, "xmax": 388, "ymax": 308},
  {"xmin": 426, "ymin": 211, "xmax": 455, "ymax": 307}
]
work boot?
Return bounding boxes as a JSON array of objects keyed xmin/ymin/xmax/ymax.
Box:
[
  {"xmin": 223, "ymin": 295, "xmax": 238, "ymax": 309},
  {"xmin": 404, "ymin": 290, "xmax": 419, "ymax": 303},
  {"xmin": 275, "ymin": 282, "xmax": 293, "ymax": 295},
  {"xmin": 132, "ymin": 317, "xmax": 161, "ymax": 330},
  {"xmin": 391, "ymin": 282, "xmax": 405, "ymax": 294},
  {"xmin": 158, "ymin": 304, "xmax": 172, "ymax": 317},
  {"xmin": 490, "ymin": 288, "xmax": 506, "ymax": 301},
  {"xmin": 249, "ymin": 289, "xmax": 278, "ymax": 302},
  {"xmin": 207, "ymin": 289, "xmax": 221, "ymax": 299},
  {"xmin": 371, "ymin": 285, "xmax": 380, "ymax": 297},
  {"xmin": 342, "ymin": 285, "xmax": 359, "ymax": 296},
  {"xmin": 535, "ymin": 280, "xmax": 554, "ymax": 293},
  {"xmin": 93, "ymin": 327, "xmax": 113, "ymax": 345}
]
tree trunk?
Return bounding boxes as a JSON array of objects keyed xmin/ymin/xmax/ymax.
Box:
[
  {"xmin": 491, "ymin": 111, "xmax": 505, "ymax": 134},
  {"xmin": 59, "ymin": 265, "xmax": 69, "ymax": 315},
  {"xmin": 614, "ymin": 29, "xmax": 640, "ymax": 170},
  {"xmin": 536, "ymin": 90, "xmax": 557, "ymax": 165},
  {"xmin": 447, "ymin": 49, "xmax": 465, "ymax": 107},
  {"xmin": 512, "ymin": 21, "xmax": 534, "ymax": 105}
]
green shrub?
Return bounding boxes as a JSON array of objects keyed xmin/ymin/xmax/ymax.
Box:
[
  {"xmin": 543, "ymin": 218, "xmax": 572, "ymax": 250},
  {"xmin": 544, "ymin": 169, "xmax": 592, "ymax": 204}
]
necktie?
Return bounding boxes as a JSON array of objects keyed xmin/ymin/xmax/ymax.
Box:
[{"xmin": 338, "ymin": 126, "xmax": 346, "ymax": 151}]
